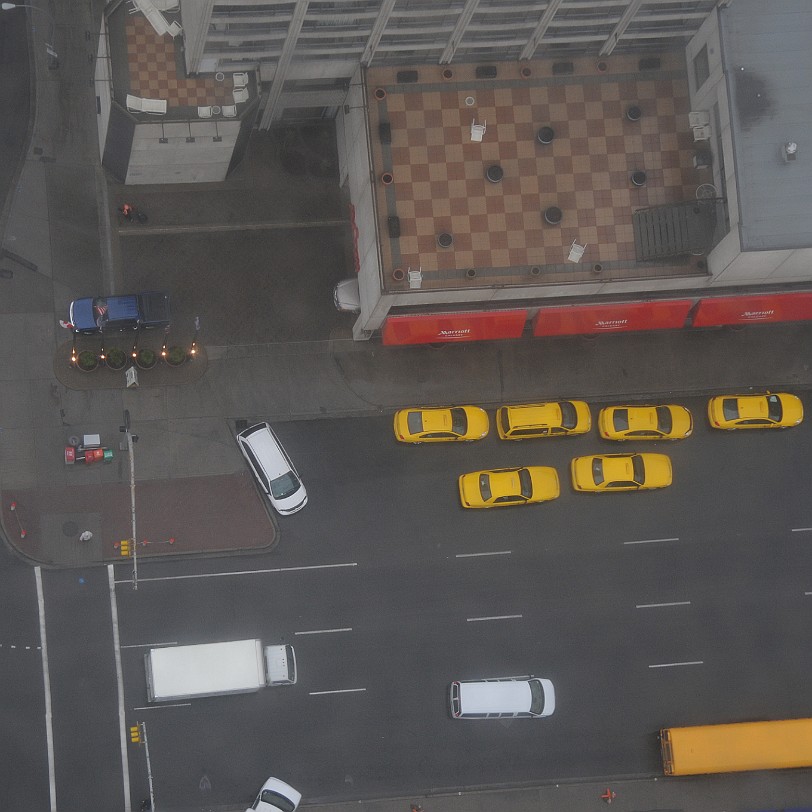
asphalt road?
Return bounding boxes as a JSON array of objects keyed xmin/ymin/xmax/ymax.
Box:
[
  {"xmin": 0, "ymin": 544, "xmax": 49, "ymax": 811},
  {"xmin": 92, "ymin": 395, "xmax": 812, "ymax": 808}
]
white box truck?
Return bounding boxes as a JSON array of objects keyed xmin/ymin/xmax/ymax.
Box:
[{"xmin": 145, "ymin": 639, "xmax": 296, "ymax": 702}]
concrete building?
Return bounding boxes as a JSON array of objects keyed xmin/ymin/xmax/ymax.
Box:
[{"xmin": 95, "ymin": 1, "xmax": 812, "ymax": 343}]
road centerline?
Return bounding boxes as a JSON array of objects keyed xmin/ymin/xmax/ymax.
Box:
[
  {"xmin": 108, "ymin": 565, "xmax": 132, "ymax": 812},
  {"xmin": 624, "ymin": 537, "xmax": 680, "ymax": 545},
  {"xmin": 636, "ymin": 601, "xmax": 692, "ymax": 609},
  {"xmin": 467, "ymin": 614, "xmax": 523, "ymax": 622},
  {"xmin": 35, "ymin": 568, "xmax": 57, "ymax": 812},
  {"xmin": 115, "ymin": 561, "xmax": 358, "ymax": 584}
]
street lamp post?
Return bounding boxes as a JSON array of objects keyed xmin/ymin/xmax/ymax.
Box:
[
  {"xmin": 1, "ymin": 2, "xmax": 59, "ymax": 68},
  {"xmin": 119, "ymin": 409, "xmax": 140, "ymax": 590}
]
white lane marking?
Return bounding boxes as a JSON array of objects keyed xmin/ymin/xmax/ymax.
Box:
[
  {"xmin": 455, "ymin": 550, "xmax": 512, "ymax": 558},
  {"xmin": 295, "ymin": 628, "xmax": 352, "ymax": 636},
  {"xmin": 35, "ymin": 567, "xmax": 57, "ymax": 812},
  {"xmin": 805, "ymin": 592, "xmax": 812, "ymax": 596},
  {"xmin": 624, "ymin": 537, "xmax": 679, "ymax": 545},
  {"xmin": 791, "ymin": 527, "xmax": 812, "ymax": 533},
  {"xmin": 309, "ymin": 688, "xmax": 367, "ymax": 696},
  {"xmin": 133, "ymin": 703, "xmax": 192, "ymax": 710},
  {"xmin": 467, "ymin": 614, "xmax": 523, "ymax": 622},
  {"xmin": 636, "ymin": 601, "xmax": 692, "ymax": 609},
  {"xmin": 649, "ymin": 660, "xmax": 704, "ymax": 669},
  {"xmin": 115, "ymin": 562, "xmax": 357, "ymax": 584},
  {"xmin": 121, "ymin": 642, "xmax": 178, "ymax": 649},
  {"xmin": 109, "ymin": 566, "xmax": 132, "ymax": 812}
]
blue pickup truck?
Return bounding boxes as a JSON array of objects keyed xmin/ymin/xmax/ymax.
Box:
[{"xmin": 69, "ymin": 291, "xmax": 171, "ymax": 335}]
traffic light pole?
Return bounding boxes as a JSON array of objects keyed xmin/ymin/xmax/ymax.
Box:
[{"xmin": 121, "ymin": 410, "xmax": 139, "ymax": 590}]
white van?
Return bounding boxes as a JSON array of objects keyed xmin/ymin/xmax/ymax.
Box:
[
  {"xmin": 449, "ymin": 676, "xmax": 555, "ymax": 719},
  {"xmin": 237, "ymin": 422, "xmax": 307, "ymax": 515}
]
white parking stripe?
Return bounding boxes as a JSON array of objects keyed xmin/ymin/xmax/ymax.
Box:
[
  {"xmin": 115, "ymin": 561, "xmax": 358, "ymax": 584},
  {"xmin": 309, "ymin": 688, "xmax": 367, "ymax": 696},
  {"xmin": 295, "ymin": 628, "xmax": 352, "ymax": 635},
  {"xmin": 35, "ymin": 568, "xmax": 57, "ymax": 812},
  {"xmin": 108, "ymin": 565, "xmax": 132, "ymax": 812},
  {"xmin": 455, "ymin": 550, "xmax": 512, "ymax": 558},
  {"xmin": 624, "ymin": 537, "xmax": 679, "ymax": 545},
  {"xmin": 467, "ymin": 614, "xmax": 523, "ymax": 622},
  {"xmin": 648, "ymin": 661, "xmax": 704, "ymax": 668},
  {"xmin": 791, "ymin": 527, "xmax": 812, "ymax": 533},
  {"xmin": 636, "ymin": 601, "xmax": 691, "ymax": 608}
]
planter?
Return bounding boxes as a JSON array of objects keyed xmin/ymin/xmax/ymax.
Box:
[
  {"xmin": 536, "ymin": 126, "xmax": 555, "ymax": 144},
  {"xmin": 485, "ymin": 165, "xmax": 504, "ymax": 183},
  {"xmin": 105, "ymin": 347, "xmax": 127, "ymax": 370},
  {"xmin": 392, "ymin": 268, "xmax": 405, "ymax": 282},
  {"xmin": 530, "ymin": 265, "xmax": 542, "ymax": 276},
  {"xmin": 442, "ymin": 68, "xmax": 453, "ymax": 80},
  {"xmin": 437, "ymin": 232, "xmax": 454, "ymax": 248},
  {"xmin": 374, "ymin": 87, "xmax": 386, "ymax": 101},
  {"xmin": 135, "ymin": 348, "xmax": 157, "ymax": 370},
  {"xmin": 592, "ymin": 264, "xmax": 603, "ymax": 274},
  {"xmin": 520, "ymin": 66, "xmax": 532, "ymax": 79},
  {"xmin": 544, "ymin": 206, "xmax": 562, "ymax": 225},
  {"xmin": 76, "ymin": 350, "xmax": 98, "ymax": 372},
  {"xmin": 626, "ymin": 105, "xmax": 642, "ymax": 122},
  {"xmin": 465, "ymin": 268, "xmax": 477, "ymax": 279},
  {"xmin": 597, "ymin": 61, "xmax": 608, "ymax": 72},
  {"xmin": 631, "ymin": 170, "xmax": 647, "ymax": 187},
  {"xmin": 164, "ymin": 346, "xmax": 187, "ymax": 366},
  {"xmin": 380, "ymin": 172, "xmax": 394, "ymax": 185}
]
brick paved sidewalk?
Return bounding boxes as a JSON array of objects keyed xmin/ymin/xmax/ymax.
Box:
[{"xmin": 1, "ymin": 471, "xmax": 276, "ymax": 566}]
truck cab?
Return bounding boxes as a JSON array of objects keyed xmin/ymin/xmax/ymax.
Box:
[{"xmin": 69, "ymin": 291, "xmax": 170, "ymax": 334}]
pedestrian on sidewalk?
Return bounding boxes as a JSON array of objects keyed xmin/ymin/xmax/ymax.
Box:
[{"xmin": 119, "ymin": 203, "xmax": 134, "ymax": 221}]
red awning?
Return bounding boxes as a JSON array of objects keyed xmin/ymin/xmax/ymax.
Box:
[
  {"xmin": 382, "ymin": 310, "xmax": 528, "ymax": 346},
  {"xmin": 533, "ymin": 300, "xmax": 693, "ymax": 336},
  {"xmin": 692, "ymin": 292, "xmax": 812, "ymax": 326}
]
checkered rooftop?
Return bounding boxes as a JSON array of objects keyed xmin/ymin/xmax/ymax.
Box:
[
  {"xmin": 125, "ymin": 13, "xmax": 237, "ymax": 110},
  {"xmin": 367, "ymin": 52, "xmax": 709, "ymax": 293}
]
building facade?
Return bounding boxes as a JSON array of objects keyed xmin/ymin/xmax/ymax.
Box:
[{"xmin": 97, "ymin": 1, "xmax": 812, "ymax": 343}]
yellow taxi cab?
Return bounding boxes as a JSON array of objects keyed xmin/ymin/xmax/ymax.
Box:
[
  {"xmin": 598, "ymin": 404, "xmax": 693, "ymax": 441},
  {"xmin": 458, "ymin": 466, "xmax": 560, "ymax": 508},
  {"xmin": 496, "ymin": 401, "xmax": 591, "ymax": 440},
  {"xmin": 570, "ymin": 453, "xmax": 672, "ymax": 492},
  {"xmin": 393, "ymin": 406, "xmax": 489, "ymax": 443},
  {"xmin": 707, "ymin": 393, "xmax": 803, "ymax": 430}
]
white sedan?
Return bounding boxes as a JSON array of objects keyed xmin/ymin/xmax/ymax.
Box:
[{"xmin": 246, "ymin": 777, "xmax": 302, "ymax": 812}]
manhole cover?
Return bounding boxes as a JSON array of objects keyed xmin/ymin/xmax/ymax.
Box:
[{"xmin": 62, "ymin": 521, "xmax": 79, "ymax": 537}]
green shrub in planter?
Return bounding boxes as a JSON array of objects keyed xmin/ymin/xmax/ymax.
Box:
[
  {"xmin": 165, "ymin": 346, "xmax": 187, "ymax": 366},
  {"xmin": 76, "ymin": 350, "xmax": 99, "ymax": 371},
  {"xmin": 136, "ymin": 348, "xmax": 157, "ymax": 369},
  {"xmin": 105, "ymin": 347, "xmax": 127, "ymax": 370}
]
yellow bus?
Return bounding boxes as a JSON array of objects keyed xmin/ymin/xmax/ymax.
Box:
[{"xmin": 660, "ymin": 718, "xmax": 812, "ymax": 776}]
